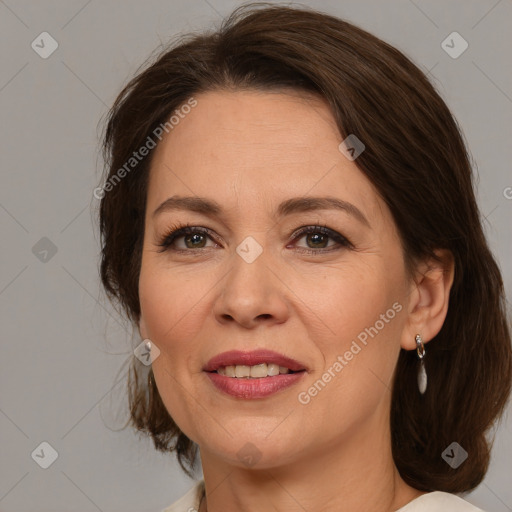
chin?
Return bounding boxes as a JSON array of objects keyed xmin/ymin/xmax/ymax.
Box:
[{"xmin": 201, "ymin": 431, "xmax": 303, "ymax": 469}]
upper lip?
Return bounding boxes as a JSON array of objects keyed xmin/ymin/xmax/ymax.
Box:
[{"xmin": 203, "ymin": 350, "xmax": 307, "ymax": 372}]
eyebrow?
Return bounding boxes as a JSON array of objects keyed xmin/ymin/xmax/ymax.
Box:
[{"xmin": 152, "ymin": 195, "xmax": 370, "ymax": 228}]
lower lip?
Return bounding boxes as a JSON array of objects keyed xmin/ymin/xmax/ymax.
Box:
[{"xmin": 205, "ymin": 371, "xmax": 306, "ymax": 399}]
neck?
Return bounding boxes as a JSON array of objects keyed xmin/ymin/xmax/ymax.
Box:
[{"xmin": 197, "ymin": 405, "xmax": 424, "ymax": 512}]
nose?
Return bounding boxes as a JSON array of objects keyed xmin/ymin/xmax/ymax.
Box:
[{"xmin": 213, "ymin": 247, "xmax": 290, "ymax": 329}]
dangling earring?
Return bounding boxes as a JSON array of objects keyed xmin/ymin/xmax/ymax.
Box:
[
  {"xmin": 416, "ymin": 334, "xmax": 427, "ymax": 394},
  {"xmin": 145, "ymin": 340, "xmax": 154, "ymax": 399}
]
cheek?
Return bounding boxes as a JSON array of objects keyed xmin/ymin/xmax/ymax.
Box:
[
  {"xmin": 292, "ymin": 259, "xmax": 396, "ymax": 338},
  {"xmin": 296, "ymin": 273, "xmax": 403, "ymax": 435},
  {"xmin": 297, "ymin": 258, "xmax": 404, "ymax": 389},
  {"xmin": 138, "ymin": 264, "xmax": 209, "ymax": 440},
  {"xmin": 138, "ymin": 260, "xmax": 209, "ymax": 359}
]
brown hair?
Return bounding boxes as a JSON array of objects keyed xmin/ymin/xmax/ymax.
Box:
[{"xmin": 98, "ymin": 2, "xmax": 512, "ymax": 491}]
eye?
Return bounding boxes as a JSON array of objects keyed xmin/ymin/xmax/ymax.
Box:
[
  {"xmin": 156, "ymin": 222, "xmax": 353, "ymax": 255},
  {"xmin": 289, "ymin": 224, "xmax": 353, "ymax": 254},
  {"xmin": 156, "ymin": 223, "xmax": 219, "ymax": 253}
]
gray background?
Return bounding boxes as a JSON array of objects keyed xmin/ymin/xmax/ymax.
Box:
[{"xmin": 0, "ymin": 0, "xmax": 511, "ymax": 510}]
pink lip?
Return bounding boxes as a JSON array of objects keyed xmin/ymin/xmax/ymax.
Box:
[
  {"xmin": 203, "ymin": 349, "xmax": 307, "ymax": 372},
  {"xmin": 205, "ymin": 371, "xmax": 306, "ymax": 399}
]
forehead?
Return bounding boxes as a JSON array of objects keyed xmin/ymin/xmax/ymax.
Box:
[{"xmin": 147, "ymin": 89, "xmax": 383, "ymax": 223}]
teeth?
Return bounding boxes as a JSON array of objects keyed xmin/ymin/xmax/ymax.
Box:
[{"xmin": 216, "ymin": 364, "xmax": 292, "ymax": 378}]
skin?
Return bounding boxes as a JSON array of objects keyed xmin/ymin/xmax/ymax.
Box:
[{"xmin": 138, "ymin": 89, "xmax": 454, "ymax": 512}]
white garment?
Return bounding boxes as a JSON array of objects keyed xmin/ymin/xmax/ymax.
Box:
[{"xmin": 161, "ymin": 480, "xmax": 485, "ymax": 512}]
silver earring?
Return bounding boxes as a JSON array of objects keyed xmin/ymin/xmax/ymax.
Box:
[
  {"xmin": 415, "ymin": 334, "xmax": 427, "ymax": 394},
  {"xmin": 144, "ymin": 339, "xmax": 152, "ymax": 352}
]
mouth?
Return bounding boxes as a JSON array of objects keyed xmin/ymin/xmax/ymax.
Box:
[
  {"xmin": 203, "ymin": 351, "xmax": 308, "ymax": 399},
  {"xmin": 203, "ymin": 349, "xmax": 308, "ymax": 376},
  {"xmin": 209, "ymin": 363, "xmax": 305, "ymax": 379}
]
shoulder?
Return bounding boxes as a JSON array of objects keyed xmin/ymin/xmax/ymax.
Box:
[
  {"xmin": 160, "ymin": 484, "xmax": 485, "ymax": 512},
  {"xmin": 396, "ymin": 491, "xmax": 485, "ymax": 511},
  {"xmin": 161, "ymin": 480, "xmax": 205, "ymax": 512}
]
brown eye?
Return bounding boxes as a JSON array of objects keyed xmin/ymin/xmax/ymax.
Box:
[
  {"xmin": 304, "ymin": 232, "xmax": 330, "ymax": 249},
  {"xmin": 182, "ymin": 232, "xmax": 208, "ymax": 248},
  {"xmin": 290, "ymin": 225, "xmax": 352, "ymax": 254},
  {"xmin": 157, "ymin": 225, "xmax": 218, "ymax": 253}
]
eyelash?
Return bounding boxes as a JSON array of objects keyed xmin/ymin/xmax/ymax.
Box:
[{"xmin": 156, "ymin": 222, "xmax": 353, "ymax": 256}]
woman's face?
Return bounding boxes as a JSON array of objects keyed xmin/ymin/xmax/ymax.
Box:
[{"xmin": 138, "ymin": 89, "xmax": 414, "ymax": 469}]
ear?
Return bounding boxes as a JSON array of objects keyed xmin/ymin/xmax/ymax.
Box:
[
  {"xmin": 138, "ymin": 314, "xmax": 149, "ymax": 340},
  {"xmin": 400, "ymin": 249, "xmax": 455, "ymax": 350}
]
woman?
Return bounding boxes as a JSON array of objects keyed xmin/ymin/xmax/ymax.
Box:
[{"xmin": 97, "ymin": 4, "xmax": 512, "ymax": 511}]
